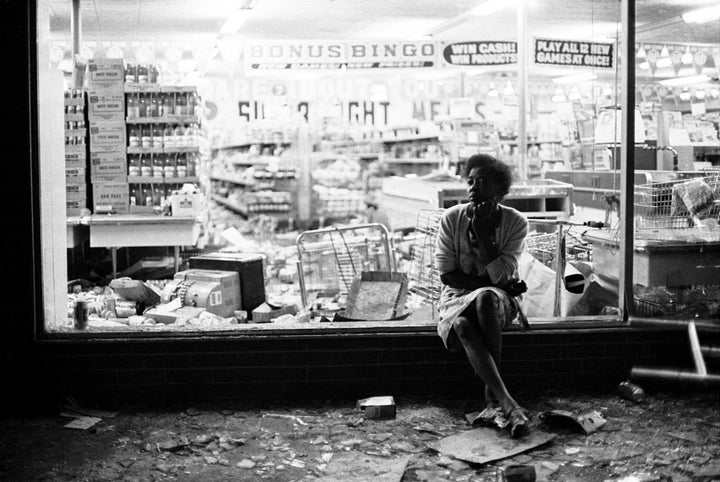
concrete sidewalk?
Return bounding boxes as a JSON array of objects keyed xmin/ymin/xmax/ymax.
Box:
[{"xmin": 1, "ymin": 389, "xmax": 718, "ymax": 481}]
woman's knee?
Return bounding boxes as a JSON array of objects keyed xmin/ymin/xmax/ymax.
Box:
[
  {"xmin": 452, "ymin": 316, "xmax": 475, "ymax": 339},
  {"xmin": 475, "ymin": 291, "xmax": 500, "ymax": 313}
]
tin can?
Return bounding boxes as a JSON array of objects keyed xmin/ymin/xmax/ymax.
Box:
[
  {"xmin": 115, "ymin": 300, "xmax": 138, "ymax": 318},
  {"xmin": 73, "ymin": 300, "xmax": 87, "ymax": 329},
  {"xmin": 618, "ymin": 380, "xmax": 646, "ymax": 403},
  {"xmin": 497, "ymin": 465, "xmax": 536, "ymax": 482}
]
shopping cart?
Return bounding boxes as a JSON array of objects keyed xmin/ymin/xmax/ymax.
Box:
[
  {"xmin": 296, "ymin": 223, "xmax": 394, "ymax": 308},
  {"xmin": 406, "ymin": 209, "xmax": 444, "ymax": 310},
  {"xmin": 635, "ymin": 174, "xmax": 720, "ymax": 230}
]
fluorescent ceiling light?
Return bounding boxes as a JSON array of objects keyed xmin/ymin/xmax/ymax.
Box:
[
  {"xmin": 220, "ymin": 9, "xmax": 252, "ymax": 35},
  {"xmin": 471, "ymin": 0, "xmax": 517, "ymax": 16},
  {"xmin": 659, "ymin": 74, "xmax": 711, "ymax": 86},
  {"xmin": 682, "ymin": 4, "xmax": 720, "ymax": 24},
  {"xmin": 355, "ymin": 18, "xmax": 443, "ymax": 40},
  {"xmin": 552, "ymin": 73, "xmax": 597, "ymax": 84}
]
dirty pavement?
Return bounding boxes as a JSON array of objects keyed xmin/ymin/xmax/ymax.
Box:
[{"xmin": 1, "ymin": 388, "xmax": 719, "ymax": 481}]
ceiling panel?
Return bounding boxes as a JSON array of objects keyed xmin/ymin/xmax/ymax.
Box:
[{"xmin": 47, "ymin": 0, "xmax": 719, "ymax": 50}]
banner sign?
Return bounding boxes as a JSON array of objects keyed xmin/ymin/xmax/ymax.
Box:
[
  {"xmin": 534, "ymin": 38, "xmax": 614, "ymax": 68},
  {"xmin": 244, "ymin": 40, "xmax": 437, "ymax": 70},
  {"xmin": 442, "ymin": 41, "xmax": 517, "ymax": 66},
  {"xmin": 635, "ymin": 42, "xmax": 719, "ymax": 77}
]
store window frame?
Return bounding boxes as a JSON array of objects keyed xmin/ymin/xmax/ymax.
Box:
[{"xmin": 30, "ymin": 0, "xmax": 649, "ymax": 342}]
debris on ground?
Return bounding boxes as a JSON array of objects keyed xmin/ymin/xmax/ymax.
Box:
[
  {"xmin": 618, "ymin": 380, "xmax": 647, "ymax": 403},
  {"xmin": 539, "ymin": 408, "xmax": 606, "ymax": 434},
  {"xmin": 316, "ymin": 451, "xmax": 410, "ymax": 482},
  {"xmin": 429, "ymin": 427, "xmax": 556, "ymax": 465},
  {"xmin": 356, "ymin": 396, "xmax": 396, "ymax": 419},
  {"xmin": 2, "ymin": 391, "xmax": 719, "ymax": 481}
]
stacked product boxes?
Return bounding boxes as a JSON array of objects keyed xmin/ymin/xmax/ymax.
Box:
[
  {"xmin": 86, "ymin": 58, "xmax": 129, "ymax": 214},
  {"xmin": 64, "ymin": 89, "xmax": 88, "ymax": 216}
]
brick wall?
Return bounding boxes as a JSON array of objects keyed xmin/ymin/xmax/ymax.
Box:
[{"xmin": 4, "ymin": 327, "xmax": 691, "ymax": 410}]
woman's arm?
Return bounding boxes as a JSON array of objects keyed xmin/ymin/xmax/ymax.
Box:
[
  {"xmin": 484, "ymin": 212, "xmax": 528, "ymax": 284},
  {"xmin": 440, "ymin": 270, "xmax": 492, "ymax": 290}
]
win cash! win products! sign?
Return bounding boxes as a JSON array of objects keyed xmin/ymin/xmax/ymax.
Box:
[{"xmin": 442, "ymin": 42, "xmax": 518, "ymax": 66}]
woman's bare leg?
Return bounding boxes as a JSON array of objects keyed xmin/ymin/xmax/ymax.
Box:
[{"xmin": 452, "ymin": 313, "xmax": 519, "ymax": 416}]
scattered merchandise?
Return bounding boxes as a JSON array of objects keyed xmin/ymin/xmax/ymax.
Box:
[
  {"xmin": 539, "ymin": 409, "xmax": 606, "ymax": 434},
  {"xmin": 429, "ymin": 428, "xmax": 556, "ymax": 465},
  {"xmin": 356, "ymin": 396, "xmax": 397, "ymax": 420}
]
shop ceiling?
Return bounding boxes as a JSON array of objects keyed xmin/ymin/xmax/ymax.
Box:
[{"xmin": 49, "ymin": 0, "xmax": 719, "ymax": 45}]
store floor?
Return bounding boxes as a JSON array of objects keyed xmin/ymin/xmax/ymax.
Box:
[{"xmin": 1, "ymin": 388, "xmax": 719, "ymax": 481}]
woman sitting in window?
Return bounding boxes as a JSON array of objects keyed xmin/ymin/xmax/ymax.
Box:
[{"xmin": 435, "ymin": 153, "xmax": 530, "ymax": 438}]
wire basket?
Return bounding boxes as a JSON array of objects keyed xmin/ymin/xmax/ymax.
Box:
[
  {"xmin": 635, "ymin": 175, "xmax": 720, "ymax": 229},
  {"xmin": 296, "ymin": 224, "xmax": 394, "ymax": 303},
  {"xmin": 407, "ymin": 209, "xmax": 444, "ymax": 305},
  {"xmin": 634, "ymin": 285, "xmax": 720, "ymax": 319},
  {"xmin": 525, "ymin": 230, "xmax": 592, "ymax": 269}
]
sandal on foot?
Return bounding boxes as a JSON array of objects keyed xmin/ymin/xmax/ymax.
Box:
[{"xmin": 507, "ymin": 407, "xmax": 530, "ymax": 438}]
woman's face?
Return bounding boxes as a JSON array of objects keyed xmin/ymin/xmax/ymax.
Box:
[{"xmin": 466, "ymin": 166, "xmax": 501, "ymax": 204}]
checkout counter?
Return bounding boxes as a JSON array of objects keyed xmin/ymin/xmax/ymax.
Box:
[{"xmin": 379, "ymin": 174, "xmax": 573, "ymax": 231}]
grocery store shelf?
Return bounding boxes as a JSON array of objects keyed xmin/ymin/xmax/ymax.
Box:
[
  {"xmin": 210, "ymin": 175, "xmax": 254, "ymax": 186},
  {"xmin": 126, "ymin": 115, "xmax": 199, "ymax": 124},
  {"xmin": 211, "ymin": 141, "xmax": 291, "ymax": 151},
  {"xmin": 212, "ymin": 195, "xmax": 247, "ymax": 215},
  {"xmin": 322, "ymin": 134, "xmax": 439, "ymax": 148},
  {"xmin": 383, "ymin": 158, "xmax": 442, "ymax": 164},
  {"xmin": 127, "ymin": 176, "xmax": 199, "ymax": 184},
  {"xmin": 499, "ymin": 139, "xmax": 563, "ymax": 145},
  {"xmin": 126, "ymin": 146, "xmax": 200, "ymax": 154}
]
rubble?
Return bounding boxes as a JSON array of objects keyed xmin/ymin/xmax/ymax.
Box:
[{"xmin": 1, "ymin": 391, "xmax": 718, "ymax": 481}]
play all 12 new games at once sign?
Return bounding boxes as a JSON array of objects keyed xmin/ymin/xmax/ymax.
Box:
[{"xmin": 534, "ymin": 38, "xmax": 614, "ymax": 68}]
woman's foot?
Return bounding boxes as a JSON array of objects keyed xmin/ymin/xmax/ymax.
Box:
[{"xmin": 507, "ymin": 406, "xmax": 530, "ymax": 438}]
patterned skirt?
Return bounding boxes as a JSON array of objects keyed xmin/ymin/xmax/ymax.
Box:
[{"xmin": 437, "ymin": 286, "xmax": 523, "ymax": 353}]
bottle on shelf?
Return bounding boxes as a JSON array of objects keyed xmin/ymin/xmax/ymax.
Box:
[
  {"xmin": 124, "ymin": 63, "xmax": 137, "ymax": 84},
  {"xmin": 141, "ymin": 184, "xmax": 153, "ymax": 206},
  {"xmin": 146, "ymin": 92, "xmax": 158, "ymax": 118},
  {"xmin": 140, "ymin": 124, "xmax": 152, "ymax": 149},
  {"xmin": 126, "ymin": 93, "xmax": 139, "ymax": 119},
  {"xmin": 160, "ymin": 92, "xmax": 174, "ymax": 117},
  {"xmin": 152, "ymin": 124, "xmax": 163, "ymax": 149},
  {"xmin": 151, "ymin": 184, "xmax": 163, "ymax": 207},
  {"xmin": 152, "ymin": 153, "xmax": 164, "ymax": 179},
  {"xmin": 128, "ymin": 154, "xmax": 141, "ymax": 177},
  {"xmin": 174, "ymin": 92, "xmax": 187, "ymax": 116},
  {"xmin": 149, "ymin": 64, "xmax": 159, "ymax": 84},
  {"xmin": 128, "ymin": 125, "xmax": 140, "ymax": 148},
  {"xmin": 140, "ymin": 153, "xmax": 152, "ymax": 178},
  {"xmin": 137, "ymin": 64, "xmax": 149, "ymax": 84},
  {"xmin": 163, "ymin": 153, "xmax": 176, "ymax": 179},
  {"xmin": 138, "ymin": 92, "xmax": 149, "ymax": 118},
  {"xmin": 163, "ymin": 124, "xmax": 175, "ymax": 148},
  {"xmin": 173, "ymin": 124, "xmax": 186, "ymax": 148},
  {"xmin": 129, "ymin": 183, "xmax": 139, "ymax": 206},
  {"xmin": 175, "ymin": 153, "xmax": 187, "ymax": 178},
  {"xmin": 188, "ymin": 91, "xmax": 199, "ymax": 116},
  {"xmin": 186, "ymin": 152, "xmax": 196, "ymax": 177}
]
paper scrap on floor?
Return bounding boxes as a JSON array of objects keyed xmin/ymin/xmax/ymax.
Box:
[
  {"xmin": 64, "ymin": 416, "xmax": 103, "ymax": 430},
  {"xmin": 315, "ymin": 451, "xmax": 410, "ymax": 482},
  {"xmin": 430, "ymin": 427, "xmax": 555, "ymax": 465}
]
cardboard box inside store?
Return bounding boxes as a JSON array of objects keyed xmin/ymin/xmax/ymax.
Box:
[
  {"xmin": 91, "ymin": 151, "xmax": 127, "ymax": 183},
  {"xmin": 92, "ymin": 182, "xmax": 129, "ymax": 214},
  {"xmin": 65, "ymin": 166, "xmax": 86, "ymax": 186},
  {"xmin": 89, "ymin": 122, "xmax": 127, "ymax": 152},
  {"xmin": 85, "ymin": 58, "xmax": 124, "ymax": 88},
  {"xmin": 64, "ymin": 144, "xmax": 87, "ymax": 169},
  {"xmin": 87, "ymin": 90, "xmax": 125, "ymax": 121}
]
